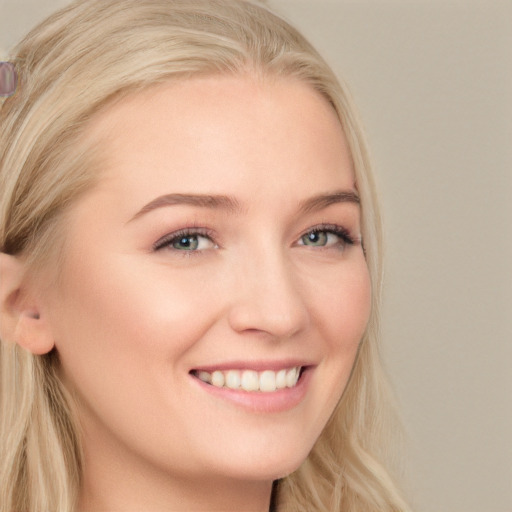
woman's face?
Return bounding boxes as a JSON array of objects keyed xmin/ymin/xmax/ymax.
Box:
[{"xmin": 45, "ymin": 75, "xmax": 371, "ymax": 483}]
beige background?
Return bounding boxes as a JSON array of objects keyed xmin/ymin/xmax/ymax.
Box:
[{"xmin": 1, "ymin": 1, "xmax": 511, "ymax": 511}]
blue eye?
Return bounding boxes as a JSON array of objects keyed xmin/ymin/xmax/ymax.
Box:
[
  {"xmin": 301, "ymin": 231, "xmax": 329, "ymax": 246},
  {"xmin": 153, "ymin": 229, "xmax": 216, "ymax": 253},
  {"xmin": 153, "ymin": 224, "xmax": 357, "ymax": 256},
  {"xmin": 299, "ymin": 225, "xmax": 355, "ymax": 250},
  {"xmin": 172, "ymin": 235, "xmax": 200, "ymax": 251}
]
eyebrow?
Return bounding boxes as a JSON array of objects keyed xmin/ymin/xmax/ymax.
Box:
[{"xmin": 128, "ymin": 189, "xmax": 360, "ymax": 222}]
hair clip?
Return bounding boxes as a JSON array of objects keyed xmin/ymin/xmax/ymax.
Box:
[{"xmin": 0, "ymin": 62, "xmax": 18, "ymax": 97}]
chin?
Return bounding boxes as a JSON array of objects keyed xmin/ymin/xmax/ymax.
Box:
[{"xmin": 217, "ymin": 443, "xmax": 313, "ymax": 482}]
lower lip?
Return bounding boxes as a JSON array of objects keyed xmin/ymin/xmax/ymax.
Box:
[{"xmin": 190, "ymin": 367, "xmax": 313, "ymax": 413}]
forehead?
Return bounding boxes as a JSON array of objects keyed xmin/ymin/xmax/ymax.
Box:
[{"xmin": 84, "ymin": 74, "xmax": 355, "ymax": 207}]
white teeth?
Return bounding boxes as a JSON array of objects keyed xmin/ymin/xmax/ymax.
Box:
[
  {"xmin": 259, "ymin": 370, "xmax": 276, "ymax": 392},
  {"xmin": 241, "ymin": 370, "xmax": 259, "ymax": 391},
  {"xmin": 276, "ymin": 369, "xmax": 287, "ymax": 389},
  {"xmin": 211, "ymin": 370, "xmax": 225, "ymax": 388},
  {"xmin": 195, "ymin": 366, "xmax": 302, "ymax": 392},
  {"xmin": 225, "ymin": 370, "xmax": 241, "ymax": 389},
  {"xmin": 198, "ymin": 371, "xmax": 212, "ymax": 384},
  {"xmin": 285, "ymin": 367, "xmax": 298, "ymax": 388}
]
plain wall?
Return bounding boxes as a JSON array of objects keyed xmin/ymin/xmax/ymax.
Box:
[{"xmin": 1, "ymin": 1, "xmax": 511, "ymax": 511}]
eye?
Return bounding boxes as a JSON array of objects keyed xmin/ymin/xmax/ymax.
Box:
[
  {"xmin": 153, "ymin": 228, "xmax": 217, "ymax": 253},
  {"xmin": 298, "ymin": 224, "xmax": 355, "ymax": 250},
  {"xmin": 153, "ymin": 224, "xmax": 358, "ymax": 255}
]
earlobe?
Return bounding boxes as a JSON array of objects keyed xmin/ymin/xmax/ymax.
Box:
[{"xmin": 0, "ymin": 253, "xmax": 55, "ymax": 355}]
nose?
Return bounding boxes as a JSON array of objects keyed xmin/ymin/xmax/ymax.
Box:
[{"xmin": 227, "ymin": 248, "xmax": 310, "ymax": 339}]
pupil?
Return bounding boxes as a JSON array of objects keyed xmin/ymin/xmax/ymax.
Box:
[
  {"xmin": 175, "ymin": 236, "xmax": 197, "ymax": 250},
  {"xmin": 305, "ymin": 231, "xmax": 326, "ymax": 246}
]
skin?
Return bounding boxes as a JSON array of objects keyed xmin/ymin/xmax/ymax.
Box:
[{"xmin": 38, "ymin": 74, "xmax": 371, "ymax": 511}]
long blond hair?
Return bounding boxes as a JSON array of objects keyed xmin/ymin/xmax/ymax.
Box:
[{"xmin": 0, "ymin": 1, "xmax": 410, "ymax": 510}]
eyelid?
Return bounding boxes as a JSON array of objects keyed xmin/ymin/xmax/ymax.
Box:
[
  {"xmin": 152, "ymin": 227, "xmax": 217, "ymax": 253},
  {"xmin": 297, "ymin": 223, "xmax": 358, "ymax": 246},
  {"xmin": 304, "ymin": 223, "xmax": 352, "ymax": 238},
  {"xmin": 152, "ymin": 222, "xmax": 360, "ymax": 255}
]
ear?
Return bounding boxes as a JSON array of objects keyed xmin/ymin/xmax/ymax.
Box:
[{"xmin": 0, "ymin": 253, "xmax": 55, "ymax": 355}]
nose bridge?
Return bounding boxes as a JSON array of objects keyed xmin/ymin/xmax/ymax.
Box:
[{"xmin": 227, "ymin": 241, "xmax": 309, "ymax": 338}]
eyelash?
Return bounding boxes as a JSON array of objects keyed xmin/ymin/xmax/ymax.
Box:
[{"xmin": 152, "ymin": 223, "xmax": 358, "ymax": 257}]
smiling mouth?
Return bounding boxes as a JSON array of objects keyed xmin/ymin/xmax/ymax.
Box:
[{"xmin": 190, "ymin": 366, "xmax": 305, "ymax": 393}]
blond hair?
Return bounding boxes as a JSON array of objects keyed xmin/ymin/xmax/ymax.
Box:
[{"xmin": 0, "ymin": 1, "xmax": 410, "ymax": 510}]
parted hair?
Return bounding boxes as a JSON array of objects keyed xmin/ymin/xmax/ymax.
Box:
[{"xmin": 0, "ymin": 1, "xmax": 410, "ymax": 511}]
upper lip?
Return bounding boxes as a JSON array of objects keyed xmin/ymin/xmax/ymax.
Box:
[{"xmin": 190, "ymin": 359, "xmax": 315, "ymax": 373}]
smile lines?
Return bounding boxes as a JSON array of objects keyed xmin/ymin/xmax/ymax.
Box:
[{"xmin": 191, "ymin": 367, "xmax": 302, "ymax": 392}]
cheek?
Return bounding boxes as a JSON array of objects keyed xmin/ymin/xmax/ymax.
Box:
[
  {"xmin": 313, "ymin": 259, "xmax": 372, "ymax": 353},
  {"xmin": 327, "ymin": 264, "xmax": 371, "ymax": 385},
  {"xmin": 48, "ymin": 254, "xmax": 223, "ymax": 461},
  {"xmin": 49, "ymin": 254, "xmax": 217, "ymax": 401}
]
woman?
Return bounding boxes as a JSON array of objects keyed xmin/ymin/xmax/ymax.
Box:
[{"xmin": 0, "ymin": 1, "xmax": 410, "ymax": 511}]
